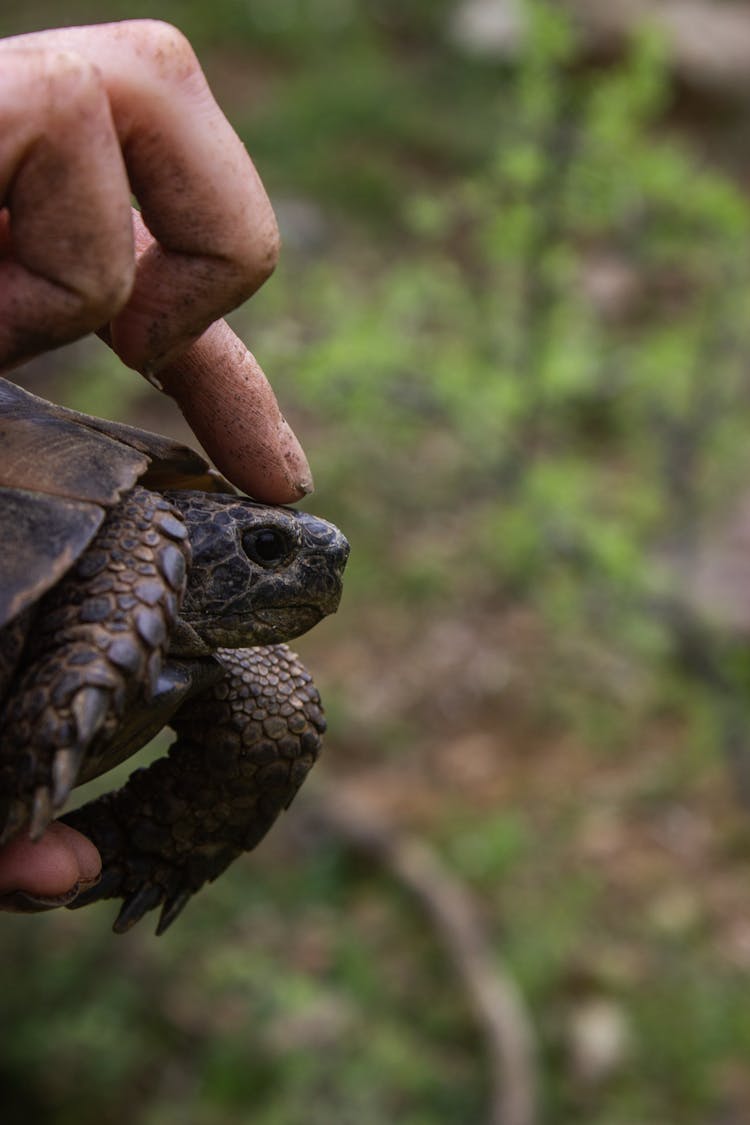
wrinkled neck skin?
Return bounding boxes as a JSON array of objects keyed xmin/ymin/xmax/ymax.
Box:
[{"xmin": 163, "ymin": 490, "xmax": 349, "ymax": 655}]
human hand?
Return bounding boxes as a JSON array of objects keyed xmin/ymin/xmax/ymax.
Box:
[
  {"xmin": 0, "ymin": 20, "xmax": 311, "ymax": 910},
  {"xmin": 0, "ymin": 18, "xmax": 311, "ymax": 501}
]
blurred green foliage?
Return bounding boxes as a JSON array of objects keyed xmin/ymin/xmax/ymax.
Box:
[
  {"xmin": 242, "ymin": 6, "xmax": 750, "ymax": 730},
  {"xmin": 5, "ymin": 2, "xmax": 750, "ymax": 1122}
]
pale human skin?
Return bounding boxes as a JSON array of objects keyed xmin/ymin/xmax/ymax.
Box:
[{"xmin": 0, "ymin": 20, "xmax": 312, "ymax": 908}]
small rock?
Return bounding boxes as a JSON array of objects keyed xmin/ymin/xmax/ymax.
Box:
[
  {"xmin": 567, "ymin": 996, "xmax": 633, "ymax": 1085},
  {"xmin": 447, "ymin": 0, "xmax": 526, "ymax": 58}
]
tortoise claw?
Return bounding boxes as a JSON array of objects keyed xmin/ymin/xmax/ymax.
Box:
[
  {"xmin": 29, "ymin": 786, "xmax": 53, "ymax": 841},
  {"xmin": 156, "ymin": 889, "xmax": 192, "ymax": 936},
  {"xmin": 53, "ymin": 687, "xmax": 110, "ymax": 808},
  {"xmin": 113, "ymin": 883, "xmax": 164, "ymax": 934},
  {"xmin": 51, "ymin": 747, "xmax": 83, "ymax": 809},
  {"xmin": 71, "ymin": 685, "xmax": 110, "ymax": 748}
]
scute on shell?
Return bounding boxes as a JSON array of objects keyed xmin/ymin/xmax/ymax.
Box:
[{"xmin": 0, "ymin": 377, "xmax": 233, "ymax": 630}]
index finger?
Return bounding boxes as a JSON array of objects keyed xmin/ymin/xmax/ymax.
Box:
[
  {"xmin": 1, "ymin": 21, "xmax": 311, "ymax": 501},
  {"xmin": 156, "ymin": 318, "xmax": 314, "ymax": 502}
]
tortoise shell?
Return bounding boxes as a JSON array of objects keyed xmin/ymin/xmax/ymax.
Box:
[{"xmin": 0, "ymin": 375, "xmax": 230, "ymax": 629}]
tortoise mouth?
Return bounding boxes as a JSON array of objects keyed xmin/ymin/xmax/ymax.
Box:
[
  {"xmin": 252, "ymin": 603, "xmax": 325, "ymax": 641},
  {"xmin": 195, "ymin": 603, "xmax": 326, "ymax": 648}
]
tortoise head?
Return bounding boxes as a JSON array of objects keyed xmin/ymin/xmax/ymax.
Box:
[{"xmin": 165, "ymin": 492, "xmax": 349, "ymax": 649}]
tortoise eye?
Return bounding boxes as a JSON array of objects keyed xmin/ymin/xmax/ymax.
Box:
[{"xmin": 242, "ymin": 528, "xmax": 292, "ymax": 567}]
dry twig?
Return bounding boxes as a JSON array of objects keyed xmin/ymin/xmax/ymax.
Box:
[{"xmin": 300, "ymin": 789, "xmax": 538, "ymax": 1125}]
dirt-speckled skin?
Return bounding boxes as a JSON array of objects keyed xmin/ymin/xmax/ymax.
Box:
[{"xmin": 0, "ymin": 377, "xmax": 348, "ymax": 933}]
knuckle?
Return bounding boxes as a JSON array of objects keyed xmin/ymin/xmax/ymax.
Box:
[
  {"xmin": 119, "ymin": 20, "xmax": 200, "ymax": 85},
  {"xmin": 233, "ymin": 219, "xmax": 281, "ymax": 289},
  {"xmin": 257, "ymin": 222, "xmax": 282, "ymax": 279},
  {"xmin": 71, "ymin": 259, "xmax": 134, "ymax": 331},
  {"xmin": 0, "ymin": 47, "xmax": 101, "ymax": 122},
  {"xmin": 37, "ymin": 49, "xmax": 104, "ymax": 108}
]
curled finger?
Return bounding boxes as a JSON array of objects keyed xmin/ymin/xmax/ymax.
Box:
[
  {"xmin": 7, "ymin": 21, "xmax": 280, "ymax": 373},
  {"xmin": 0, "ymin": 46, "xmax": 134, "ymax": 370}
]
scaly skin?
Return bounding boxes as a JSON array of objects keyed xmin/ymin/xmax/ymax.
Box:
[
  {"xmin": 0, "ymin": 486, "xmax": 189, "ymax": 845},
  {"xmin": 64, "ymin": 644, "xmax": 325, "ymax": 934},
  {"xmin": 0, "ymin": 481, "xmax": 348, "ymax": 932}
]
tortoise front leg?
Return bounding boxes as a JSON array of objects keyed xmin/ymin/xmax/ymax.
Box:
[
  {"xmin": 63, "ymin": 644, "xmax": 325, "ymax": 934},
  {"xmin": 0, "ymin": 486, "xmax": 189, "ymax": 844}
]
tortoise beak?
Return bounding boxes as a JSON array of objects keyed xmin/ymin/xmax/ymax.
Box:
[{"xmin": 297, "ymin": 514, "xmax": 350, "ymax": 614}]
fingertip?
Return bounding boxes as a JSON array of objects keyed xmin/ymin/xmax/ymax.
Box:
[
  {"xmin": 276, "ymin": 416, "xmax": 315, "ymax": 500},
  {"xmin": 156, "ymin": 320, "xmax": 314, "ymax": 502}
]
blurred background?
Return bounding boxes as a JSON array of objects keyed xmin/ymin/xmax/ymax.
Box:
[{"xmin": 4, "ymin": 1, "xmax": 750, "ymax": 1121}]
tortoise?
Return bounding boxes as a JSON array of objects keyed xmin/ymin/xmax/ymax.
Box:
[{"xmin": 0, "ymin": 376, "xmax": 348, "ymax": 934}]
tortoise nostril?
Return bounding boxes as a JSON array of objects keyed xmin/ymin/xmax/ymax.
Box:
[{"xmin": 337, "ymin": 537, "xmax": 350, "ymax": 571}]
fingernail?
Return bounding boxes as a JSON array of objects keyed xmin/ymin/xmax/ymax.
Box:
[
  {"xmin": 0, "ymin": 873, "xmax": 101, "ymax": 914},
  {"xmin": 141, "ymin": 363, "xmax": 165, "ymax": 393},
  {"xmin": 279, "ymin": 417, "xmax": 314, "ymax": 497},
  {"xmin": 0, "ymin": 885, "xmax": 80, "ymax": 913}
]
